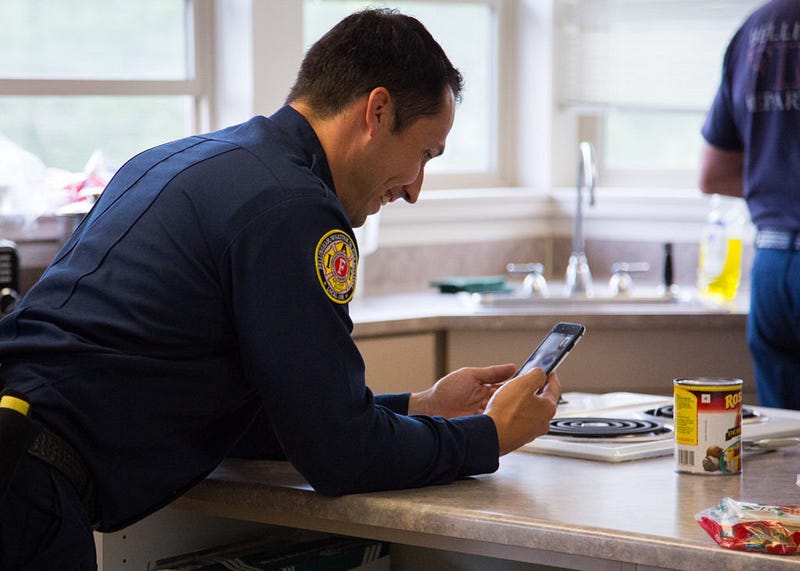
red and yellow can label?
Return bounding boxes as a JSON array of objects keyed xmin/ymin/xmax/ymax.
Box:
[
  {"xmin": 674, "ymin": 378, "xmax": 742, "ymax": 475},
  {"xmin": 315, "ymin": 229, "xmax": 358, "ymax": 304}
]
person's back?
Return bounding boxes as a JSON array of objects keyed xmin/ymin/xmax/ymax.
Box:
[
  {"xmin": 0, "ymin": 113, "xmax": 351, "ymax": 531},
  {"xmin": 703, "ymin": 0, "xmax": 800, "ymax": 227}
]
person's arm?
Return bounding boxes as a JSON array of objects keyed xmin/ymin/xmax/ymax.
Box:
[
  {"xmin": 485, "ymin": 370, "xmax": 560, "ymax": 455},
  {"xmin": 699, "ymin": 142, "xmax": 744, "ymax": 198},
  {"xmin": 375, "ymin": 363, "xmax": 515, "ymax": 417},
  {"xmin": 407, "ymin": 364, "xmax": 514, "ymax": 418},
  {"xmin": 374, "ymin": 393, "xmax": 410, "ymax": 414},
  {"xmin": 231, "ymin": 199, "xmax": 499, "ymax": 496},
  {"xmin": 410, "ymin": 364, "xmax": 560, "ymax": 455}
]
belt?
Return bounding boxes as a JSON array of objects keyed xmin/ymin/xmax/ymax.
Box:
[
  {"xmin": 28, "ymin": 428, "xmax": 98, "ymax": 528},
  {"xmin": 755, "ymin": 229, "xmax": 800, "ymax": 250}
]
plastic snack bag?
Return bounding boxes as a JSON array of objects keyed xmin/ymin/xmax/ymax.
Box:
[{"xmin": 696, "ymin": 497, "xmax": 800, "ymax": 555}]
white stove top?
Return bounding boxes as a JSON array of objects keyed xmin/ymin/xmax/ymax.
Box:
[{"xmin": 520, "ymin": 392, "xmax": 800, "ymax": 462}]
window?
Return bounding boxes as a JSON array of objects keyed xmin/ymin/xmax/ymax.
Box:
[
  {"xmin": 0, "ymin": 0, "xmax": 212, "ymax": 173},
  {"xmin": 556, "ymin": 0, "xmax": 763, "ymax": 188},
  {"xmin": 302, "ymin": 0, "xmax": 507, "ymax": 189}
]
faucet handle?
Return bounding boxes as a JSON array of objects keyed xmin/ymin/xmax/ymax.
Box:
[
  {"xmin": 506, "ymin": 262, "xmax": 549, "ymax": 298},
  {"xmin": 506, "ymin": 262, "xmax": 544, "ymax": 276},
  {"xmin": 610, "ymin": 262, "xmax": 649, "ymax": 274},
  {"xmin": 609, "ymin": 262, "xmax": 650, "ymax": 296}
]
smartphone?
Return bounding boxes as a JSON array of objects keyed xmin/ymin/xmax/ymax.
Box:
[{"xmin": 515, "ymin": 322, "xmax": 585, "ymax": 378}]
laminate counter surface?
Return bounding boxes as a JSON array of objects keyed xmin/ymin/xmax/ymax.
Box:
[
  {"xmin": 348, "ymin": 291, "xmax": 746, "ymax": 337},
  {"xmin": 175, "ymin": 447, "xmax": 800, "ymax": 570}
]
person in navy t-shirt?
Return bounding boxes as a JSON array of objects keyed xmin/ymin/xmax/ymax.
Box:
[{"xmin": 700, "ymin": 0, "xmax": 800, "ymax": 410}]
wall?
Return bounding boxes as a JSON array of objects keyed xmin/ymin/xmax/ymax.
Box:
[
  {"xmin": 359, "ymin": 236, "xmax": 753, "ymax": 298},
  {"xmin": 14, "ymin": 233, "xmax": 754, "ymax": 305}
]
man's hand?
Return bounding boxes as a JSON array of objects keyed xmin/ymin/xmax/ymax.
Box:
[
  {"xmin": 485, "ymin": 369, "xmax": 560, "ymax": 455},
  {"xmin": 408, "ymin": 364, "xmax": 516, "ymax": 418}
]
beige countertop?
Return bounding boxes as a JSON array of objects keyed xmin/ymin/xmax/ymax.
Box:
[
  {"xmin": 174, "ymin": 447, "xmax": 800, "ymax": 570},
  {"xmin": 348, "ymin": 290, "xmax": 747, "ymax": 337}
]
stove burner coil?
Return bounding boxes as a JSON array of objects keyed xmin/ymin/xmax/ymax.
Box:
[
  {"xmin": 548, "ymin": 417, "xmax": 667, "ymax": 438},
  {"xmin": 645, "ymin": 405, "xmax": 758, "ymax": 420}
]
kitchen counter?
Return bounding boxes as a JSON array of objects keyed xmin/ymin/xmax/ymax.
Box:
[
  {"xmin": 170, "ymin": 447, "xmax": 800, "ymax": 570},
  {"xmin": 95, "ymin": 297, "xmax": 774, "ymax": 570},
  {"xmin": 348, "ymin": 290, "xmax": 747, "ymax": 337}
]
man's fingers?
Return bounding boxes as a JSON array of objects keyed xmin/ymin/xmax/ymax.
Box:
[{"xmin": 471, "ymin": 363, "xmax": 517, "ymax": 383}]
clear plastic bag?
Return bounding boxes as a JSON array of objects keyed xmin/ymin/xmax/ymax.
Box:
[{"xmin": 696, "ymin": 497, "xmax": 800, "ymax": 555}]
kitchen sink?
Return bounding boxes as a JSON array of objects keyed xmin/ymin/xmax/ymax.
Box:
[{"xmin": 461, "ymin": 284, "xmax": 721, "ymax": 312}]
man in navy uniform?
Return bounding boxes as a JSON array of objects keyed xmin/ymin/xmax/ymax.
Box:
[
  {"xmin": 700, "ymin": 0, "xmax": 800, "ymax": 410},
  {"xmin": 0, "ymin": 9, "xmax": 559, "ymax": 568}
]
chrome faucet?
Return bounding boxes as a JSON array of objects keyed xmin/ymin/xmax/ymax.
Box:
[
  {"xmin": 506, "ymin": 262, "xmax": 549, "ymax": 298},
  {"xmin": 565, "ymin": 141, "xmax": 597, "ymax": 297}
]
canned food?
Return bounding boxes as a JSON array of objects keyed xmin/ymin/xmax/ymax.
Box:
[{"xmin": 674, "ymin": 377, "xmax": 743, "ymax": 475}]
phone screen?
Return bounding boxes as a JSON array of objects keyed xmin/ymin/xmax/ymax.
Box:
[{"xmin": 516, "ymin": 322, "xmax": 585, "ymax": 377}]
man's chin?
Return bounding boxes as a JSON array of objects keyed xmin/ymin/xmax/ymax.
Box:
[
  {"xmin": 351, "ymin": 202, "xmax": 382, "ymax": 228},
  {"xmin": 350, "ymin": 213, "xmax": 368, "ymax": 228}
]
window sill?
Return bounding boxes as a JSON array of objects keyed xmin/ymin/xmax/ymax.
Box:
[
  {"xmin": 0, "ymin": 215, "xmax": 68, "ymax": 241},
  {"xmin": 3, "ymin": 187, "xmax": 735, "ymax": 261},
  {"xmin": 378, "ymin": 186, "xmax": 721, "ymax": 247}
]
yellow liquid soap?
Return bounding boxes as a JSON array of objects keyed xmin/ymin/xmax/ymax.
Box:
[{"xmin": 698, "ymin": 238, "xmax": 742, "ymax": 302}]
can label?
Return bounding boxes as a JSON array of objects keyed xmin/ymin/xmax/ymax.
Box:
[{"xmin": 674, "ymin": 378, "xmax": 743, "ymax": 475}]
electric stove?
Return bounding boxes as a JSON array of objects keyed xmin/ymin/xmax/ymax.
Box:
[{"xmin": 520, "ymin": 392, "xmax": 800, "ymax": 462}]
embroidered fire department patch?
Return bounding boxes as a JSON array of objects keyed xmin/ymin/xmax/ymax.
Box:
[{"xmin": 315, "ymin": 229, "xmax": 358, "ymax": 304}]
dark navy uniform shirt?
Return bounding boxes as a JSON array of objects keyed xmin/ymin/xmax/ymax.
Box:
[
  {"xmin": 0, "ymin": 107, "xmax": 498, "ymax": 532},
  {"xmin": 702, "ymin": 0, "xmax": 800, "ymax": 230}
]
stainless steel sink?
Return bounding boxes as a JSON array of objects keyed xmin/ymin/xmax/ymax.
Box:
[{"xmin": 461, "ymin": 284, "xmax": 720, "ymax": 312}]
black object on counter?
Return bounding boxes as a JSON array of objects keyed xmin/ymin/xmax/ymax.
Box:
[{"xmin": 663, "ymin": 243, "xmax": 674, "ymax": 291}]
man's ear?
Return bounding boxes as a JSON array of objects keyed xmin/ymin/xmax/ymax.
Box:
[{"xmin": 365, "ymin": 87, "xmax": 393, "ymax": 136}]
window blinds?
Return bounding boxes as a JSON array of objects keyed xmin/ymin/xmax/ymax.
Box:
[{"xmin": 556, "ymin": 0, "xmax": 763, "ymax": 111}]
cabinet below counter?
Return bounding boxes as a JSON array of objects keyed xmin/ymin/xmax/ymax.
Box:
[{"xmin": 350, "ymin": 292, "xmax": 754, "ymax": 402}]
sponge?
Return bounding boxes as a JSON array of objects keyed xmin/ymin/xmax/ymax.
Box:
[{"xmin": 429, "ymin": 276, "xmax": 510, "ymax": 294}]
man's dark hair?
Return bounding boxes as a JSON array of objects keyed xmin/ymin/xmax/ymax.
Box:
[{"xmin": 286, "ymin": 8, "xmax": 463, "ymax": 132}]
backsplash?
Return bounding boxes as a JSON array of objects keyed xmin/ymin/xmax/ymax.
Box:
[
  {"xmin": 14, "ymin": 235, "xmax": 754, "ymax": 301},
  {"xmin": 359, "ymin": 237, "xmax": 754, "ymax": 297}
]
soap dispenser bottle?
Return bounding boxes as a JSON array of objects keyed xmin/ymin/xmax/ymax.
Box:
[{"xmin": 697, "ymin": 195, "xmax": 745, "ymax": 303}]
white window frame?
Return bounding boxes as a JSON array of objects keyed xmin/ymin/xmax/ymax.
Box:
[
  {"xmin": 398, "ymin": 0, "xmax": 515, "ymax": 190},
  {"xmin": 0, "ymin": 0, "xmax": 214, "ymax": 246},
  {"xmin": 295, "ymin": 0, "xmax": 513, "ymax": 189},
  {"xmin": 201, "ymin": 0, "xmax": 750, "ymax": 261},
  {"xmin": 0, "ymin": 0, "xmax": 215, "ymax": 149},
  {"xmin": 3, "ymin": 0, "xmax": 736, "ymax": 257},
  {"xmin": 552, "ymin": 0, "xmax": 762, "ymax": 190}
]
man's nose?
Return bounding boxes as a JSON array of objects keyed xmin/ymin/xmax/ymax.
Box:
[{"xmin": 402, "ymin": 169, "xmax": 425, "ymax": 204}]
